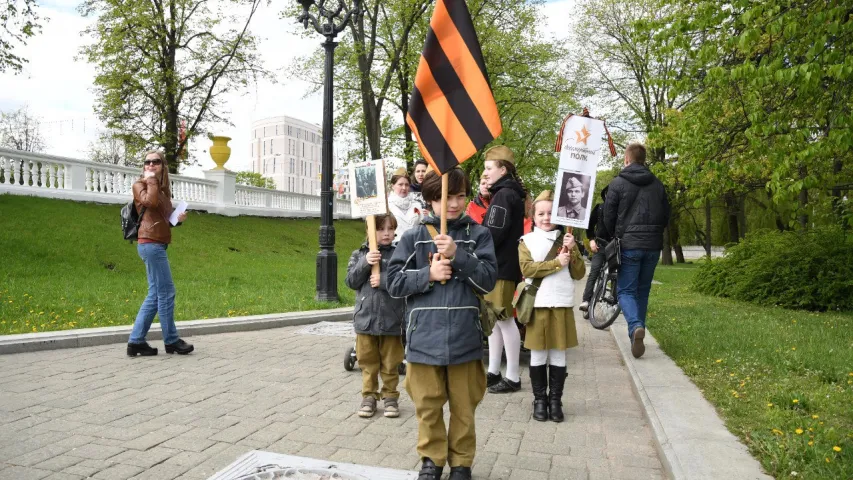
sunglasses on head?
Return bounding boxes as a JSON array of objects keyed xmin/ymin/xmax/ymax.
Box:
[{"xmin": 144, "ymin": 159, "xmax": 162, "ymax": 166}]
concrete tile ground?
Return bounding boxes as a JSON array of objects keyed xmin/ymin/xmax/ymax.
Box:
[{"xmin": 0, "ymin": 312, "xmax": 663, "ymax": 479}]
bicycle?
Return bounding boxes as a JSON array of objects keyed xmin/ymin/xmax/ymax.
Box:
[{"xmin": 586, "ymin": 262, "xmax": 622, "ymax": 330}]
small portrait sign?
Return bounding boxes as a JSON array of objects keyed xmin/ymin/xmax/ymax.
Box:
[
  {"xmin": 349, "ymin": 159, "xmax": 388, "ymax": 218},
  {"xmin": 551, "ymin": 115, "xmax": 605, "ymax": 229}
]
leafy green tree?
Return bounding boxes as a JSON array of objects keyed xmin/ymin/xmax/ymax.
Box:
[
  {"xmin": 78, "ymin": 0, "xmax": 270, "ymax": 173},
  {"xmin": 659, "ymin": 0, "xmax": 853, "ymax": 231},
  {"xmin": 291, "ymin": 0, "xmax": 579, "ymax": 195},
  {"xmin": 1, "ymin": 0, "xmax": 40, "ymax": 73},
  {"xmin": 573, "ymin": 0, "xmax": 698, "ymax": 263},
  {"xmin": 236, "ymin": 171, "xmax": 276, "ymax": 189}
]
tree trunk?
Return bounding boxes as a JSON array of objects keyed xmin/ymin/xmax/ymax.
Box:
[
  {"xmin": 737, "ymin": 194, "xmax": 746, "ymax": 240},
  {"xmin": 704, "ymin": 198, "xmax": 712, "ymax": 257},
  {"xmin": 831, "ymin": 159, "xmax": 848, "ymax": 230},
  {"xmin": 163, "ymin": 1, "xmax": 180, "ymax": 174},
  {"xmin": 670, "ymin": 216, "xmax": 685, "ymax": 263},
  {"xmin": 724, "ymin": 191, "xmax": 739, "ymax": 244},
  {"xmin": 661, "ymin": 226, "xmax": 674, "ymax": 265},
  {"xmin": 398, "ymin": 42, "xmax": 414, "ymax": 171},
  {"xmin": 798, "ymin": 165, "xmax": 808, "ymax": 228}
]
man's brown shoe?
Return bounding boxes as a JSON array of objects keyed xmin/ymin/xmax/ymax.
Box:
[{"xmin": 631, "ymin": 328, "xmax": 646, "ymax": 358}]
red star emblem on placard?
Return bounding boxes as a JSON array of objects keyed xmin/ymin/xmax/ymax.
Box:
[{"xmin": 575, "ymin": 125, "xmax": 591, "ymax": 145}]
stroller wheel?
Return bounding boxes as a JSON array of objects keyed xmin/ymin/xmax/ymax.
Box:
[
  {"xmin": 344, "ymin": 346, "xmax": 356, "ymax": 371},
  {"xmin": 398, "ymin": 362, "xmax": 407, "ymax": 376}
]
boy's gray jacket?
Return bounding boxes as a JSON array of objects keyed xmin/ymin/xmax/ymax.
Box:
[
  {"xmin": 345, "ymin": 244, "xmax": 405, "ymax": 336},
  {"xmin": 387, "ymin": 215, "xmax": 498, "ymax": 366}
]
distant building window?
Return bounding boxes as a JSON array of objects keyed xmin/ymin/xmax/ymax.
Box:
[{"xmin": 263, "ymin": 141, "xmax": 266, "ymax": 155}]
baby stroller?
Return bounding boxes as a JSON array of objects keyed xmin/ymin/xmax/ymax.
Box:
[{"xmin": 343, "ymin": 328, "xmax": 408, "ymax": 376}]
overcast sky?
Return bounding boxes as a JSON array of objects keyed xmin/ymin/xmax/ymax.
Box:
[{"xmin": 0, "ymin": 0, "xmax": 575, "ymax": 177}]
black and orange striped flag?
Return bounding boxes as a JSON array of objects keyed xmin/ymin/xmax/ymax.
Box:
[{"xmin": 406, "ymin": 0, "xmax": 501, "ymax": 174}]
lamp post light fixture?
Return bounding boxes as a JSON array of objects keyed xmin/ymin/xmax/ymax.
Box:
[{"xmin": 296, "ymin": 0, "xmax": 361, "ymax": 302}]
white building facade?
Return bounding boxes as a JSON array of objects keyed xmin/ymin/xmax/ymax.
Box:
[{"xmin": 252, "ymin": 116, "xmax": 322, "ymax": 195}]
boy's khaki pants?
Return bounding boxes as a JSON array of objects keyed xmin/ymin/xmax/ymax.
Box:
[
  {"xmin": 356, "ymin": 334, "xmax": 404, "ymax": 400},
  {"xmin": 405, "ymin": 360, "xmax": 486, "ymax": 467}
]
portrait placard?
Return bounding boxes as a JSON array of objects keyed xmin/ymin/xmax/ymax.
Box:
[
  {"xmin": 551, "ymin": 115, "xmax": 605, "ymax": 229},
  {"xmin": 349, "ymin": 159, "xmax": 388, "ymax": 218}
]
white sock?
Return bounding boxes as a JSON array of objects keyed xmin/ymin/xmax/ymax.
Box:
[
  {"xmin": 530, "ymin": 349, "xmax": 548, "ymax": 367},
  {"xmin": 498, "ymin": 318, "xmax": 521, "ymax": 382},
  {"xmin": 547, "ymin": 348, "xmax": 567, "ymax": 367},
  {"xmin": 487, "ymin": 321, "xmax": 504, "ymax": 375}
]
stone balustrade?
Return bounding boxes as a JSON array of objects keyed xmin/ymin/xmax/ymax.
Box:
[{"xmin": 0, "ymin": 147, "xmax": 351, "ymax": 219}]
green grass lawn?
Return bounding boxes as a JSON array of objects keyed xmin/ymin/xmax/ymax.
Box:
[
  {"xmin": 649, "ymin": 264, "xmax": 852, "ymax": 479},
  {"xmin": 0, "ymin": 195, "xmax": 367, "ymax": 335}
]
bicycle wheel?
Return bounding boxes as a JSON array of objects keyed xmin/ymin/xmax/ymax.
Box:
[{"xmin": 588, "ymin": 265, "xmax": 622, "ymax": 330}]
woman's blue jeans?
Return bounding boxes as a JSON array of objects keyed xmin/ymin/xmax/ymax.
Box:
[
  {"xmin": 129, "ymin": 243, "xmax": 179, "ymax": 344},
  {"xmin": 616, "ymin": 249, "xmax": 660, "ymax": 340}
]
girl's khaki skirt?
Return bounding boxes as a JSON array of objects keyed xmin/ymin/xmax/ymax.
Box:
[
  {"xmin": 524, "ymin": 307, "xmax": 578, "ymax": 350},
  {"xmin": 485, "ymin": 279, "xmax": 516, "ymax": 312}
]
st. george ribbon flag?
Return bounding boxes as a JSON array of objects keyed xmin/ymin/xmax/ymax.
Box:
[{"xmin": 405, "ymin": 0, "xmax": 502, "ymax": 174}]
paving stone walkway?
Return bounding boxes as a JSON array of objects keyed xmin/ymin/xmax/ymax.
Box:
[{"xmin": 0, "ymin": 311, "xmax": 664, "ymax": 480}]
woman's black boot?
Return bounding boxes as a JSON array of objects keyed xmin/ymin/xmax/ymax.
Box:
[
  {"xmin": 164, "ymin": 339, "xmax": 194, "ymax": 355},
  {"xmin": 548, "ymin": 365, "xmax": 567, "ymax": 422},
  {"xmin": 529, "ymin": 365, "xmax": 549, "ymax": 422},
  {"xmin": 127, "ymin": 342, "xmax": 158, "ymax": 357}
]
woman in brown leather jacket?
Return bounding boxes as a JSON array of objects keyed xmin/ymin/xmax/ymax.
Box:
[{"xmin": 127, "ymin": 151, "xmax": 194, "ymax": 357}]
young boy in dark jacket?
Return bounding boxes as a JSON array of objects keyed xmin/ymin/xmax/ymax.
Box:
[
  {"xmin": 345, "ymin": 214, "xmax": 405, "ymax": 418},
  {"xmin": 387, "ymin": 168, "xmax": 498, "ymax": 480}
]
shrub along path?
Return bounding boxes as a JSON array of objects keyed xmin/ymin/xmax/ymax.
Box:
[
  {"xmin": 648, "ymin": 265, "xmax": 852, "ymax": 479},
  {"xmin": 0, "ymin": 195, "xmax": 366, "ymax": 335}
]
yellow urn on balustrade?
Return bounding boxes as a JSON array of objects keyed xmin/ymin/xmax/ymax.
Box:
[{"xmin": 209, "ymin": 135, "xmax": 232, "ymax": 170}]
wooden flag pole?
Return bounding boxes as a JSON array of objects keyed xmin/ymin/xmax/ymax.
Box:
[
  {"xmin": 366, "ymin": 215, "xmax": 380, "ymax": 284},
  {"xmin": 440, "ymin": 174, "xmax": 449, "ymax": 236},
  {"xmin": 439, "ymin": 174, "xmax": 449, "ymax": 284}
]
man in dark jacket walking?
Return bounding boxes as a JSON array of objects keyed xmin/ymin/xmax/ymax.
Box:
[{"xmin": 603, "ymin": 144, "xmax": 670, "ymax": 358}]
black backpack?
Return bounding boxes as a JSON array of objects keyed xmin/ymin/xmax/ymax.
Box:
[{"xmin": 121, "ymin": 201, "xmax": 146, "ymax": 241}]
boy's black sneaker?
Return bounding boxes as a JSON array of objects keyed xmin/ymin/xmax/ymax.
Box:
[
  {"xmin": 488, "ymin": 377, "xmax": 521, "ymax": 394},
  {"xmin": 417, "ymin": 458, "xmax": 443, "ymax": 480},
  {"xmin": 127, "ymin": 342, "xmax": 158, "ymax": 357},
  {"xmin": 449, "ymin": 466, "xmax": 472, "ymax": 480},
  {"xmin": 486, "ymin": 372, "xmax": 502, "ymax": 388},
  {"xmin": 165, "ymin": 339, "xmax": 194, "ymax": 355}
]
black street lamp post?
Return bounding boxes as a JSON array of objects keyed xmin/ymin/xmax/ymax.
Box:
[{"xmin": 297, "ymin": 0, "xmax": 361, "ymax": 302}]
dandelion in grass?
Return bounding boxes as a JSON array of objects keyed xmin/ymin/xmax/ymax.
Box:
[
  {"xmin": 772, "ymin": 429, "xmax": 784, "ymax": 436},
  {"xmin": 791, "ymin": 347, "xmax": 796, "ymax": 351},
  {"xmin": 795, "ymin": 428, "xmax": 803, "ymax": 435},
  {"xmin": 812, "ymin": 415, "xmax": 819, "ymax": 419},
  {"xmin": 808, "ymin": 441, "xmax": 814, "ymax": 446},
  {"xmin": 793, "ymin": 399, "xmax": 799, "ymax": 404},
  {"xmin": 716, "ymin": 359, "xmax": 722, "ymax": 363},
  {"xmin": 767, "ymin": 403, "xmax": 773, "ymax": 407},
  {"xmin": 825, "ymin": 457, "xmax": 830, "ymax": 463},
  {"xmin": 834, "ymin": 446, "xmax": 842, "ymax": 452}
]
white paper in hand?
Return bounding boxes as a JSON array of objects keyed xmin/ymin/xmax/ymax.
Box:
[{"xmin": 170, "ymin": 201, "xmax": 188, "ymax": 226}]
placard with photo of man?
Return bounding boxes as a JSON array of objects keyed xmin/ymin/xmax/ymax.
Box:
[
  {"xmin": 552, "ymin": 170, "xmax": 593, "ymax": 228},
  {"xmin": 551, "ymin": 114, "xmax": 606, "ymax": 229}
]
